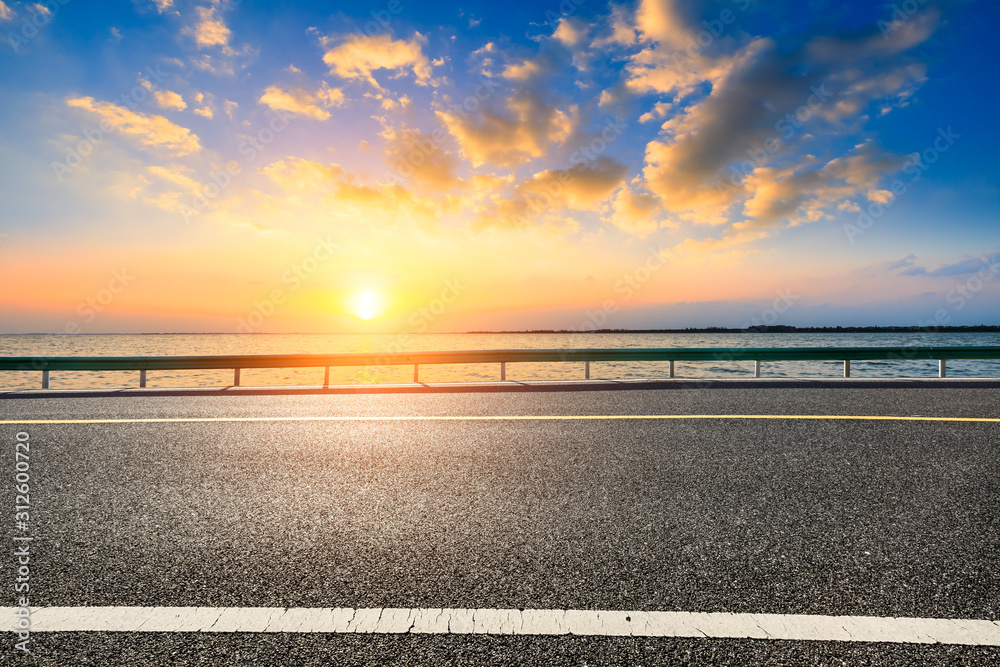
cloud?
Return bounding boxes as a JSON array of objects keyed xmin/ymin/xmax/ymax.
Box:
[
  {"xmin": 436, "ymin": 91, "xmax": 577, "ymax": 167},
  {"xmin": 151, "ymin": 89, "xmax": 187, "ymax": 111},
  {"xmin": 902, "ymin": 251, "xmax": 1000, "ymax": 277},
  {"xmin": 593, "ymin": 3, "xmax": 637, "ymax": 48},
  {"xmin": 638, "ymin": 101, "xmax": 671, "ymax": 124},
  {"xmin": 886, "ymin": 254, "xmax": 917, "ymax": 271},
  {"xmin": 258, "ymin": 84, "xmax": 344, "ymax": 120},
  {"xmin": 807, "ymin": 10, "xmax": 939, "ymax": 63},
  {"xmin": 736, "ymin": 141, "xmax": 909, "ymax": 228},
  {"xmin": 670, "ymin": 229, "xmax": 772, "ymax": 257},
  {"xmin": 190, "ymin": 53, "xmax": 234, "ymax": 76},
  {"xmin": 381, "ymin": 126, "xmax": 460, "ymax": 192},
  {"xmin": 0, "ymin": 1, "xmax": 13, "ymax": 21},
  {"xmin": 634, "ymin": 0, "xmax": 696, "ymax": 48},
  {"xmin": 263, "ymin": 157, "xmax": 441, "ymax": 227},
  {"xmin": 185, "ymin": 5, "xmax": 230, "ymax": 48},
  {"xmin": 148, "ymin": 164, "xmax": 200, "ymax": 192},
  {"xmin": 193, "ymin": 107, "xmax": 213, "ymax": 118},
  {"xmin": 626, "ymin": 6, "xmax": 937, "ymax": 241},
  {"xmin": 516, "ymin": 158, "xmax": 628, "ymax": 210},
  {"xmin": 605, "ymin": 185, "xmax": 664, "ymax": 238},
  {"xmin": 152, "ymin": 0, "xmax": 174, "ymax": 13},
  {"xmin": 552, "ymin": 17, "xmax": 588, "ymax": 48},
  {"xmin": 323, "ymin": 33, "xmax": 432, "ymax": 89},
  {"xmin": 66, "ymin": 97, "xmax": 201, "ymax": 155},
  {"xmin": 470, "ymin": 158, "xmax": 627, "ymax": 231},
  {"xmin": 502, "ymin": 59, "xmax": 543, "ymax": 81},
  {"xmin": 182, "ymin": 5, "xmax": 256, "ymax": 76},
  {"xmin": 27, "ymin": 3, "xmax": 50, "ymax": 18},
  {"xmin": 261, "ymin": 157, "xmax": 343, "ymax": 192}
]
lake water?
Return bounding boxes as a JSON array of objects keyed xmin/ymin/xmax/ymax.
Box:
[{"xmin": 2, "ymin": 332, "xmax": 999, "ymax": 390}]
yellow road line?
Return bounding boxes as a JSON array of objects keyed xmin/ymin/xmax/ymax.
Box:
[{"xmin": 1, "ymin": 414, "xmax": 998, "ymax": 425}]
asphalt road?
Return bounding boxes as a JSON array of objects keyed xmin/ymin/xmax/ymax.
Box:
[{"xmin": 3, "ymin": 383, "xmax": 1000, "ymax": 665}]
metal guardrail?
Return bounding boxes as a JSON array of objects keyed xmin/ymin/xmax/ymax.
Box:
[{"xmin": 3, "ymin": 347, "xmax": 1000, "ymax": 388}]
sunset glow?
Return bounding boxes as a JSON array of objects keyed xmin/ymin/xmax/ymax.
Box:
[
  {"xmin": 349, "ymin": 290, "xmax": 385, "ymax": 322},
  {"xmin": 2, "ymin": 1, "xmax": 999, "ymax": 333}
]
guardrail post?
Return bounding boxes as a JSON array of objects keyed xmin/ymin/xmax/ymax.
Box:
[
  {"xmin": 414, "ymin": 364, "xmax": 419, "ymax": 383},
  {"xmin": 41, "ymin": 370, "xmax": 49, "ymax": 389},
  {"xmin": 669, "ymin": 360, "xmax": 675, "ymax": 379},
  {"xmin": 754, "ymin": 360, "xmax": 762, "ymax": 378},
  {"xmin": 939, "ymin": 360, "xmax": 946, "ymax": 378},
  {"xmin": 140, "ymin": 370, "xmax": 147, "ymax": 388},
  {"xmin": 501, "ymin": 362, "xmax": 506, "ymax": 381},
  {"xmin": 844, "ymin": 360, "xmax": 850, "ymax": 378},
  {"xmin": 585, "ymin": 361, "xmax": 590, "ymax": 380},
  {"xmin": 323, "ymin": 367, "xmax": 330, "ymax": 387},
  {"xmin": 233, "ymin": 368, "xmax": 241, "ymax": 387}
]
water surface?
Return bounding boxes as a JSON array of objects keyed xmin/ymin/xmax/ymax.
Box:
[{"xmin": 1, "ymin": 332, "xmax": 998, "ymax": 390}]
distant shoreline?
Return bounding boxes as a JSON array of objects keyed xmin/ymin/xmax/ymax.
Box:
[{"xmin": 465, "ymin": 326, "xmax": 1000, "ymax": 334}]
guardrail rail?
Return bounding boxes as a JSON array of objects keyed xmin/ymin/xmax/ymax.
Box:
[{"xmin": 3, "ymin": 346, "xmax": 1000, "ymax": 389}]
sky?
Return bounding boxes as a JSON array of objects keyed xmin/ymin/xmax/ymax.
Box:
[{"xmin": 1, "ymin": 0, "xmax": 998, "ymax": 333}]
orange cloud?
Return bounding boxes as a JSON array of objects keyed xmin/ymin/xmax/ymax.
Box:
[
  {"xmin": 151, "ymin": 89, "xmax": 186, "ymax": 111},
  {"xmin": 185, "ymin": 5, "xmax": 230, "ymax": 48},
  {"xmin": 323, "ymin": 33, "xmax": 432, "ymax": 89},
  {"xmin": 606, "ymin": 186, "xmax": 664, "ymax": 238},
  {"xmin": 66, "ymin": 97, "xmax": 201, "ymax": 155},
  {"xmin": 516, "ymin": 158, "xmax": 628, "ymax": 211},
  {"xmin": 258, "ymin": 84, "xmax": 344, "ymax": 120},
  {"xmin": 436, "ymin": 92, "xmax": 576, "ymax": 167},
  {"xmin": 381, "ymin": 126, "xmax": 460, "ymax": 192}
]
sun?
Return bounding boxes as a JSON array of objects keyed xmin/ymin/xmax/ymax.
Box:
[{"xmin": 349, "ymin": 289, "xmax": 385, "ymax": 321}]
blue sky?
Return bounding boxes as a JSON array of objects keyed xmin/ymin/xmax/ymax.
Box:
[{"xmin": 1, "ymin": 0, "xmax": 999, "ymax": 333}]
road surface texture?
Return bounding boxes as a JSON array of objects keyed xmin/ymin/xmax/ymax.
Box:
[{"xmin": 2, "ymin": 380, "xmax": 999, "ymax": 665}]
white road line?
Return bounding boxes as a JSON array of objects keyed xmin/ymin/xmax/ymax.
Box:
[{"xmin": 5, "ymin": 608, "xmax": 1000, "ymax": 645}]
